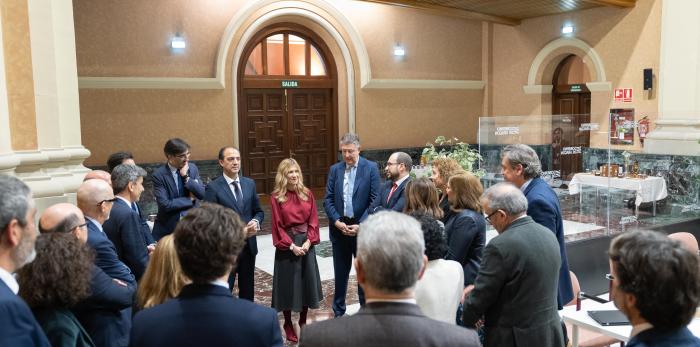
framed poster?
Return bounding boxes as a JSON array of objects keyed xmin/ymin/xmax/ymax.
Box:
[{"xmin": 609, "ymin": 108, "xmax": 635, "ymax": 145}]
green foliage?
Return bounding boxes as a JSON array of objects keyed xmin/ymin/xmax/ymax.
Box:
[{"xmin": 421, "ymin": 136, "xmax": 485, "ymax": 177}]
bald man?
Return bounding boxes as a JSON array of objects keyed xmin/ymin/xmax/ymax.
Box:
[
  {"xmin": 77, "ymin": 180, "xmax": 136, "ymax": 347},
  {"xmin": 39, "ymin": 203, "xmax": 136, "ymax": 347},
  {"xmin": 84, "ymin": 170, "xmax": 112, "ymax": 185}
]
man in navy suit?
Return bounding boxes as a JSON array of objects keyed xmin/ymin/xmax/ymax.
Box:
[
  {"xmin": 324, "ymin": 133, "xmax": 380, "ymax": 317},
  {"xmin": 104, "ymin": 164, "xmax": 155, "ymax": 281},
  {"xmin": 609, "ymin": 230, "xmax": 700, "ymax": 347},
  {"xmin": 38, "ymin": 203, "xmax": 135, "ymax": 322},
  {"xmin": 106, "ymin": 152, "xmax": 153, "ymax": 243},
  {"xmin": 204, "ymin": 146, "xmax": 263, "ymax": 301},
  {"xmin": 130, "ymin": 203, "xmax": 283, "ymax": 347},
  {"xmin": 77, "ymin": 179, "xmax": 136, "ymax": 347},
  {"xmin": 151, "ymin": 138, "xmax": 205, "ymax": 240},
  {"xmin": 370, "ymin": 151, "xmax": 412, "ymax": 214},
  {"xmin": 0, "ymin": 176, "xmax": 50, "ymax": 347},
  {"xmin": 500, "ymin": 144, "xmax": 573, "ymax": 310}
]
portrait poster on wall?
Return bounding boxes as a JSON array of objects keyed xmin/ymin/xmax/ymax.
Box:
[{"xmin": 609, "ymin": 108, "xmax": 635, "ymax": 145}]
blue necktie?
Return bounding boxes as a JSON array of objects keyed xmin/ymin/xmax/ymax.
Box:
[{"xmin": 343, "ymin": 166, "xmax": 355, "ymax": 217}]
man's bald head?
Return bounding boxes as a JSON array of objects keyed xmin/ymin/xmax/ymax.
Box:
[
  {"xmin": 77, "ymin": 179, "xmax": 115, "ymax": 223},
  {"xmin": 39, "ymin": 203, "xmax": 88, "ymax": 243},
  {"xmin": 84, "ymin": 170, "xmax": 111, "ymax": 186}
]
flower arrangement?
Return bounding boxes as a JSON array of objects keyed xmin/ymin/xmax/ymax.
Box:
[{"xmin": 421, "ymin": 136, "xmax": 485, "ymax": 177}]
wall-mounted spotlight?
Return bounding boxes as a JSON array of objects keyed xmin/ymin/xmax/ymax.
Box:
[
  {"xmin": 561, "ymin": 24, "xmax": 575, "ymax": 35},
  {"xmin": 171, "ymin": 35, "xmax": 186, "ymax": 49},
  {"xmin": 393, "ymin": 45, "xmax": 405, "ymax": 57}
]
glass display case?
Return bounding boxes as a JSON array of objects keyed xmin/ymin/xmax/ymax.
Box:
[{"xmin": 477, "ymin": 113, "xmax": 700, "ymax": 241}]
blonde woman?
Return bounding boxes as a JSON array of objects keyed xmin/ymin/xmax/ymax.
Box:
[
  {"xmin": 136, "ymin": 235, "xmax": 188, "ymax": 309},
  {"xmin": 270, "ymin": 158, "xmax": 323, "ymax": 343}
]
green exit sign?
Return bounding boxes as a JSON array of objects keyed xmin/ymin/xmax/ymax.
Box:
[
  {"xmin": 570, "ymin": 84, "xmax": 582, "ymax": 92},
  {"xmin": 281, "ymin": 80, "xmax": 299, "ymax": 88}
]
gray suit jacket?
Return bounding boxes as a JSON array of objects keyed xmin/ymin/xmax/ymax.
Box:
[
  {"xmin": 300, "ymin": 302, "xmax": 480, "ymax": 347},
  {"xmin": 462, "ymin": 216, "xmax": 564, "ymax": 347}
]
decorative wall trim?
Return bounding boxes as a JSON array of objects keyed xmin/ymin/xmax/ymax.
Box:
[
  {"xmin": 524, "ymin": 37, "xmax": 610, "ymax": 94},
  {"xmin": 585, "ymin": 81, "xmax": 612, "ymax": 92},
  {"xmin": 363, "ymin": 79, "xmax": 485, "ymax": 90},
  {"xmin": 78, "ymin": 77, "xmax": 224, "ymax": 89}
]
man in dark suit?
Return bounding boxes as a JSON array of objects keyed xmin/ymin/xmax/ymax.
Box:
[
  {"xmin": 130, "ymin": 203, "xmax": 282, "ymax": 347},
  {"xmin": 151, "ymin": 138, "xmax": 205, "ymax": 240},
  {"xmin": 77, "ymin": 179, "xmax": 136, "ymax": 347},
  {"xmin": 38, "ymin": 203, "xmax": 135, "ymax": 323},
  {"xmin": 501, "ymin": 144, "xmax": 574, "ymax": 310},
  {"xmin": 300, "ymin": 211, "xmax": 479, "ymax": 347},
  {"xmin": 103, "ymin": 164, "xmax": 155, "ymax": 281},
  {"xmin": 370, "ymin": 151, "xmax": 412, "ymax": 214},
  {"xmin": 204, "ymin": 146, "xmax": 263, "ymax": 301},
  {"xmin": 462, "ymin": 183, "xmax": 564, "ymax": 347},
  {"xmin": 609, "ymin": 230, "xmax": 700, "ymax": 347},
  {"xmin": 0, "ymin": 176, "xmax": 51, "ymax": 347},
  {"xmin": 323, "ymin": 133, "xmax": 380, "ymax": 317}
]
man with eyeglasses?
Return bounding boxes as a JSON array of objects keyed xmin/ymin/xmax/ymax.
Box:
[
  {"xmin": 204, "ymin": 146, "xmax": 264, "ymax": 301},
  {"xmin": 608, "ymin": 230, "xmax": 700, "ymax": 347},
  {"xmin": 151, "ymin": 138, "xmax": 205, "ymax": 240},
  {"xmin": 39, "ymin": 203, "xmax": 136, "ymax": 347},
  {"xmin": 370, "ymin": 151, "xmax": 412, "ymax": 214},
  {"xmin": 462, "ymin": 182, "xmax": 564, "ymax": 347},
  {"xmin": 324, "ymin": 133, "xmax": 380, "ymax": 317},
  {"xmin": 76, "ymin": 179, "xmax": 136, "ymax": 347}
]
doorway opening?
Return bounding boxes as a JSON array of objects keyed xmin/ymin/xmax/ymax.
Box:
[
  {"xmin": 237, "ymin": 23, "xmax": 338, "ymax": 198},
  {"xmin": 551, "ymin": 54, "xmax": 592, "ymax": 181}
]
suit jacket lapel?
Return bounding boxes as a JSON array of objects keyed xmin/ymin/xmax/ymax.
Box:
[
  {"xmin": 163, "ymin": 166, "xmax": 180, "ymax": 197},
  {"xmin": 387, "ymin": 179, "xmax": 407, "ymax": 207},
  {"xmin": 352, "ymin": 159, "xmax": 365, "ymax": 196},
  {"xmin": 220, "ymin": 177, "xmax": 242, "ymax": 214}
]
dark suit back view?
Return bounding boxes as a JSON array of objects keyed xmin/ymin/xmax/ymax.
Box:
[
  {"xmin": 103, "ymin": 198, "xmax": 150, "ymax": 281},
  {"xmin": 300, "ymin": 302, "xmax": 480, "ymax": 347},
  {"xmin": 323, "ymin": 156, "xmax": 380, "ymax": 316},
  {"xmin": 204, "ymin": 174, "xmax": 264, "ymax": 300},
  {"xmin": 130, "ymin": 284, "xmax": 283, "ymax": 347},
  {"xmin": 523, "ymin": 177, "xmax": 574, "ymax": 309},
  {"xmin": 462, "ymin": 216, "xmax": 564, "ymax": 347},
  {"xmin": 0, "ymin": 279, "xmax": 51, "ymax": 347}
]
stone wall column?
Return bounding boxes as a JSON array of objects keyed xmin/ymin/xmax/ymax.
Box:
[
  {"xmin": 644, "ymin": 0, "xmax": 700, "ymax": 155},
  {"xmin": 28, "ymin": 0, "xmax": 90, "ymax": 203}
]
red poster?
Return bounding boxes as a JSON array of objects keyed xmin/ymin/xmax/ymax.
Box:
[
  {"xmin": 614, "ymin": 88, "xmax": 633, "ymax": 103},
  {"xmin": 609, "ymin": 108, "xmax": 635, "ymax": 145}
]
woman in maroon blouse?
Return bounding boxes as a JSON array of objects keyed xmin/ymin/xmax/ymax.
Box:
[{"xmin": 270, "ymin": 158, "xmax": 323, "ymax": 343}]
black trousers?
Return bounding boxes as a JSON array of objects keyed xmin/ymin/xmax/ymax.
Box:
[{"xmin": 229, "ymin": 245, "xmax": 255, "ymax": 301}]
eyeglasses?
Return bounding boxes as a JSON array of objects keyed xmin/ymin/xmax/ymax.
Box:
[
  {"xmin": 97, "ymin": 197, "xmax": 118, "ymax": 206},
  {"xmin": 605, "ymin": 273, "xmax": 615, "ymax": 281},
  {"xmin": 174, "ymin": 152, "xmax": 191, "ymax": 159},
  {"xmin": 71, "ymin": 222, "xmax": 88, "ymax": 232},
  {"xmin": 484, "ymin": 210, "xmax": 501, "ymax": 223}
]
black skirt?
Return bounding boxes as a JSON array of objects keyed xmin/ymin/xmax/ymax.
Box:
[{"xmin": 271, "ymin": 233, "xmax": 323, "ymax": 312}]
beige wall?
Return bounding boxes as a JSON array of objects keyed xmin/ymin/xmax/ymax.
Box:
[
  {"xmin": 488, "ymin": 0, "xmax": 661, "ymax": 149},
  {"xmin": 1, "ymin": 0, "xmax": 37, "ymax": 150},
  {"xmin": 75, "ymin": 0, "xmax": 485, "ymax": 165}
]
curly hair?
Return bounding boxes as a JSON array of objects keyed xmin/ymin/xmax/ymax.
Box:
[
  {"xmin": 17, "ymin": 233, "xmax": 92, "ymax": 309},
  {"xmin": 431, "ymin": 157, "xmax": 464, "ymax": 190},
  {"xmin": 404, "ymin": 178, "xmax": 443, "ymax": 220},
  {"xmin": 174, "ymin": 203, "xmax": 246, "ymax": 284},
  {"xmin": 409, "ymin": 212, "xmax": 448, "ymax": 261},
  {"xmin": 272, "ymin": 158, "xmax": 309, "ymax": 203},
  {"xmin": 137, "ymin": 234, "xmax": 189, "ymax": 309},
  {"xmin": 609, "ymin": 230, "xmax": 700, "ymax": 330}
]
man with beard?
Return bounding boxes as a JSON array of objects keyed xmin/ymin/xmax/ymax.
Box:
[
  {"xmin": 0, "ymin": 175, "xmax": 50, "ymax": 346},
  {"xmin": 204, "ymin": 146, "xmax": 263, "ymax": 301},
  {"xmin": 371, "ymin": 151, "xmax": 412, "ymax": 213}
]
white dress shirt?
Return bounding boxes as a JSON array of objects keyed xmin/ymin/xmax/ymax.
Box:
[{"xmin": 0, "ymin": 266, "xmax": 19, "ymax": 294}]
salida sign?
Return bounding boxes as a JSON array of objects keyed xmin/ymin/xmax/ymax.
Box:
[{"xmin": 614, "ymin": 88, "xmax": 633, "ymax": 103}]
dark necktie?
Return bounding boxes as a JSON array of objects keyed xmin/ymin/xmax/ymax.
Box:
[
  {"xmin": 131, "ymin": 202, "xmax": 139, "ymax": 214},
  {"xmin": 386, "ymin": 182, "xmax": 398, "ymax": 204},
  {"xmin": 232, "ymin": 181, "xmax": 243, "ymax": 209}
]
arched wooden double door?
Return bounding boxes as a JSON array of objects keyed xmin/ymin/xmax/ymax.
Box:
[{"xmin": 238, "ymin": 24, "xmax": 337, "ymax": 197}]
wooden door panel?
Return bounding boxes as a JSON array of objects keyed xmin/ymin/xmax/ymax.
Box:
[{"xmin": 552, "ymin": 91, "xmax": 591, "ymax": 180}]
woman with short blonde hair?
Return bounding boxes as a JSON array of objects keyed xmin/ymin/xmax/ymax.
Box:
[{"xmin": 137, "ymin": 234, "xmax": 189, "ymax": 309}]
